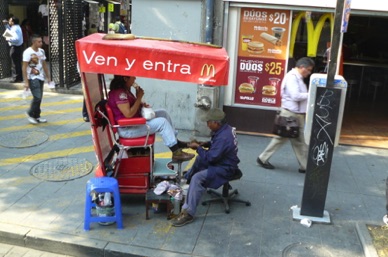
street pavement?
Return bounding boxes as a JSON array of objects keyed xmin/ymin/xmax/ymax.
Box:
[
  {"xmin": 0, "ymin": 242, "xmax": 73, "ymax": 257},
  {"xmin": 0, "ymin": 79, "xmax": 387, "ymax": 257}
]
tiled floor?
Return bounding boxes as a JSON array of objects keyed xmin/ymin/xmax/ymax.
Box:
[{"xmin": 340, "ymin": 96, "xmax": 388, "ymax": 149}]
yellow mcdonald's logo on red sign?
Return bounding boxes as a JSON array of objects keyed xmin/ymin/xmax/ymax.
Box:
[{"xmin": 200, "ymin": 64, "xmax": 216, "ymax": 77}]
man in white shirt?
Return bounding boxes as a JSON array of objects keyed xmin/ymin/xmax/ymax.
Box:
[
  {"xmin": 22, "ymin": 34, "xmax": 52, "ymax": 124},
  {"xmin": 257, "ymin": 57, "xmax": 315, "ymax": 173}
]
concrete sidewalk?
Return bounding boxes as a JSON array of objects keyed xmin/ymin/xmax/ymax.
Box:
[{"xmin": 0, "ymin": 82, "xmax": 386, "ymax": 257}]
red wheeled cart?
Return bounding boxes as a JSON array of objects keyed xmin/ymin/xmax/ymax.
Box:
[{"xmin": 75, "ymin": 33, "xmax": 229, "ymax": 194}]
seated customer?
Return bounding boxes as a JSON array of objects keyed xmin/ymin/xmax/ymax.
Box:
[
  {"xmin": 107, "ymin": 75, "xmax": 193, "ymax": 161},
  {"xmin": 172, "ymin": 108, "xmax": 240, "ymax": 227}
]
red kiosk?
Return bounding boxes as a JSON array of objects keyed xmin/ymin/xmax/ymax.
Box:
[{"xmin": 75, "ymin": 33, "xmax": 230, "ymax": 195}]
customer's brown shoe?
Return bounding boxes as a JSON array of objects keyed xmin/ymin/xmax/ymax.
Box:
[
  {"xmin": 172, "ymin": 209, "xmax": 194, "ymax": 227},
  {"xmin": 172, "ymin": 149, "xmax": 195, "ymax": 162}
]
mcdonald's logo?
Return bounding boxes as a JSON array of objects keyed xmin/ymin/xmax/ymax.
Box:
[
  {"xmin": 200, "ymin": 64, "xmax": 216, "ymax": 77},
  {"xmin": 290, "ymin": 12, "xmax": 333, "ymax": 58}
]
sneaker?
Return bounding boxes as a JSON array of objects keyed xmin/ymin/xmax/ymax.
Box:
[
  {"xmin": 172, "ymin": 210, "xmax": 194, "ymax": 227},
  {"xmin": 384, "ymin": 214, "xmax": 388, "ymax": 225},
  {"xmin": 298, "ymin": 169, "xmax": 306, "ymax": 173},
  {"xmin": 256, "ymin": 157, "xmax": 275, "ymax": 169},
  {"xmin": 26, "ymin": 112, "xmax": 38, "ymax": 124},
  {"xmin": 172, "ymin": 149, "xmax": 195, "ymax": 162},
  {"xmin": 36, "ymin": 117, "xmax": 47, "ymax": 123}
]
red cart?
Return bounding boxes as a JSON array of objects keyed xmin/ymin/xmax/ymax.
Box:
[{"xmin": 76, "ymin": 33, "xmax": 229, "ymax": 194}]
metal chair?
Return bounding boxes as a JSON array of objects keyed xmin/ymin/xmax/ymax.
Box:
[
  {"xmin": 346, "ymin": 79, "xmax": 358, "ymax": 101},
  {"xmin": 369, "ymin": 80, "xmax": 383, "ymax": 102}
]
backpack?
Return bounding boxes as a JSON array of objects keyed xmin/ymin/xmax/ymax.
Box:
[
  {"xmin": 94, "ymin": 99, "xmax": 109, "ymax": 131},
  {"xmin": 118, "ymin": 23, "xmax": 127, "ymax": 34}
]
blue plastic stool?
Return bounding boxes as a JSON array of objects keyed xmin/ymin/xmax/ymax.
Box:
[{"xmin": 84, "ymin": 177, "xmax": 123, "ymax": 230}]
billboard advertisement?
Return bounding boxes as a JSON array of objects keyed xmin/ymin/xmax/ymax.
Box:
[{"xmin": 234, "ymin": 8, "xmax": 291, "ymax": 107}]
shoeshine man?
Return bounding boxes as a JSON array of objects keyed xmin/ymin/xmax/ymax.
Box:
[
  {"xmin": 172, "ymin": 108, "xmax": 240, "ymax": 227},
  {"xmin": 22, "ymin": 34, "xmax": 52, "ymax": 124}
]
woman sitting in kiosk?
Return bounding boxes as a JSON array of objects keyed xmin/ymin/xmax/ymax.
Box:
[{"xmin": 107, "ymin": 75, "xmax": 194, "ymax": 162}]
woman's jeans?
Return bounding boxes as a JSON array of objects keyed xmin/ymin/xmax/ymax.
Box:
[
  {"xmin": 118, "ymin": 109, "xmax": 177, "ymax": 147},
  {"xmin": 27, "ymin": 79, "xmax": 44, "ymax": 119}
]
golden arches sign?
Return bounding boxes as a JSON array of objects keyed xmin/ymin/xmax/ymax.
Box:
[
  {"xmin": 200, "ymin": 64, "xmax": 216, "ymax": 77},
  {"xmin": 289, "ymin": 12, "xmax": 334, "ymax": 58}
]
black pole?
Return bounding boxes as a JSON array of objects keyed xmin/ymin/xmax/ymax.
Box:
[{"xmin": 327, "ymin": 1, "xmax": 347, "ymax": 89}]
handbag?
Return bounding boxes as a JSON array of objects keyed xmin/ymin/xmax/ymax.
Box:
[
  {"xmin": 141, "ymin": 107, "xmax": 155, "ymax": 120},
  {"xmin": 272, "ymin": 113, "xmax": 299, "ymax": 138}
]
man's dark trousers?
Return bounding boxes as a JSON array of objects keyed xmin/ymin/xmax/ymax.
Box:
[{"xmin": 10, "ymin": 44, "xmax": 23, "ymax": 81}]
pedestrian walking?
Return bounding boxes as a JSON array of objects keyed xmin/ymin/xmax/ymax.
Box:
[
  {"xmin": 256, "ymin": 57, "xmax": 315, "ymax": 173},
  {"xmin": 22, "ymin": 34, "xmax": 52, "ymax": 124},
  {"xmin": 2, "ymin": 16, "xmax": 24, "ymax": 83}
]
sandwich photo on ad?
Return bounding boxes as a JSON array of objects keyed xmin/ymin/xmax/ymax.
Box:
[
  {"xmin": 262, "ymin": 85, "xmax": 277, "ymax": 96},
  {"xmin": 239, "ymin": 83, "xmax": 255, "ymax": 94},
  {"xmin": 260, "ymin": 32, "xmax": 282, "ymax": 46},
  {"xmin": 247, "ymin": 41, "xmax": 264, "ymax": 54}
]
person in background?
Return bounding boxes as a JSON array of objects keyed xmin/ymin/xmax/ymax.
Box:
[
  {"xmin": 323, "ymin": 42, "xmax": 331, "ymax": 73},
  {"xmin": 88, "ymin": 24, "xmax": 97, "ymax": 35},
  {"xmin": 172, "ymin": 108, "xmax": 239, "ymax": 227},
  {"xmin": 107, "ymin": 75, "xmax": 194, "ymax": 162},
  {"xmin": 22, "ymin": 34, "xmax": 52, "ymax": 124},
  {"xmin": 256, "ymin": 57, "xmax": 315, "ymax": 174},
  {"xmin": 108, "ymin": 23, "xmax": 115, "ymax": 34},
  {"xmin": 38, "ymin": 0, "xmax": 49, "ymax": 35},
  {"xmin": 21, "ymin": 19, "xmax": 33, "ymax": 49},
  {"xmin": 3, "ymin": 16, "xmax": 24, "ymax": 83},
  {"xmin": 79, "ymin": 26, "xmax": 98, "ymax": 122},
  {"xmin": 76, "ymin": 62, "xmax": 89, "ymax": 122},
  {"xmin": 113, "ymin": 16, "xmax": 127, "ymax": 34}
]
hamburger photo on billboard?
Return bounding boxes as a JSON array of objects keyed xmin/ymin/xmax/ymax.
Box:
[
  {"xmin": 239, "ymin": 82, "xmax": 255, "ymax": 94},
  {"xmin": 247, "ymin": 41, "xmax": 264, "ymax": 54},
  {"xmin": 262, "ymin": 85, "xmax": 277, "ymax": 96}
]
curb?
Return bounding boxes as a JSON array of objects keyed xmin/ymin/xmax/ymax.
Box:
[
  {"xmin": 0, "ymin": 223, "xmax": 105, "ymax": 257},
  {"xmin": 0, "ymin": 222, "xmax": 191, "ymax": 257},
  {"xmin": 356, "ymin": 222, "xmax": 379, "ymax": 257},
  {"xmin": 0, "ymin": 224, "xmax": 137, "ymax": 257}
]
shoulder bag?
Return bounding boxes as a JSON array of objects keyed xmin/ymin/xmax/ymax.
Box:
[{"xmin": 272, "ymin": 113, "xmax": 299, "ymax": 138}]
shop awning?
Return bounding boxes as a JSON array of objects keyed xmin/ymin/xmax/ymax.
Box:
[{"xmin": 75, "ymin": 33, "xmax": 229, "ymax": 86}]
